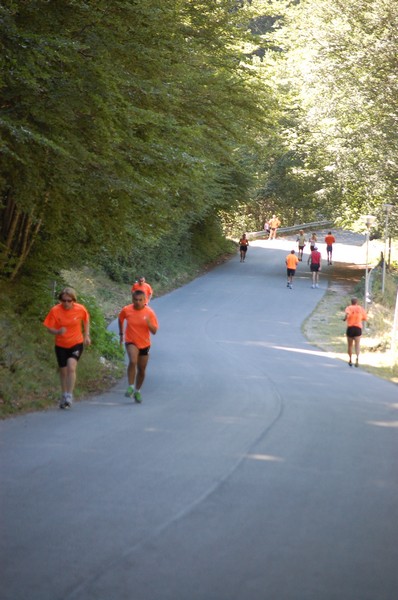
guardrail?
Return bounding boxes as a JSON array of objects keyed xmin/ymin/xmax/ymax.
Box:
[{"xmin": 247, "ymin": 220, "xmax": 334, "ymax": 240}]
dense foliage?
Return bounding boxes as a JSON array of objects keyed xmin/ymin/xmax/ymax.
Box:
[
  {"xmin": 0, "ymin": 0, "xmax": 275, "ymax": 280},
  {"xmin": 248, "ymin": 0, "xmax": 398, "ymax": 233}
]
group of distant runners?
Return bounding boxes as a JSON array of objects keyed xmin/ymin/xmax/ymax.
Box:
[
  {"xmin": 239, "ymin": 223, "xmax": 368, "ymax": 367},
  {"xmin": 43, "ymin": 276, "xmax": 158, "ymax": 409},
  {"xmin": 241, "ymin": 224, "xmax": 336, "ymax": 290},
  {"xmin": 285, "ymin": 230, "xmax": 336, "ymax": 289}
]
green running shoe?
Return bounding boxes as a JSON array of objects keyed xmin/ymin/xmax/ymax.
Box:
[
  {"xmin": 134, "ymin": 390, "xmax": 142, "ymax": 403},
  {"xmin": 125, "ymin": 385, "xmax": 134, "ymax": 398}
]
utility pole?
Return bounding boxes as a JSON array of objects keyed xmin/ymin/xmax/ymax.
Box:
[
  {"xmin": 362, "ymin": 215, "xmax": 376, "ymax": 309},
  {"xmin": 382, "ymin": 204, "xmax": 393, "ymax": 295}
]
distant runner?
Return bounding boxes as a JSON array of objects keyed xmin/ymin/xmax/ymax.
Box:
[
  {"xmin": 131, "ymin": 276, "xmax": 153, "ymax": 304},
  {"xmin": 268, "ymin": 215, "xmax": 281, "ymax": 240},
  {"xmin": 308, "ymin": 245, "xmax": 321, "ymax": 288},
  {"xmin": 239, "ymin": 234, "xmax": 249, "ymax": 262},
  {"xmin": 285, "ymin": 249, "xmax": 299, "ymax": 289},
  {"xmin": 324, "ymin": 231, "xmax": 336, "ymax": 265},
  {"xmin": 296, "ymin": 229, "xmax": 306, "ymax": 261},
  {"xmin": 309, "ymin": 232, "xmax": 318, "ymax": 251},
  {"xmin": 343, "ymin": 297, "xmax": 368, "ymax": 367}
]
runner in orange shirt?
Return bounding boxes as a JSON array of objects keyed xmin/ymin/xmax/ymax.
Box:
[
  {"xmin": 118, "ymin": 290, "xmax": 159, "ymax": 403},
  {"xmin": 239, "ymin": 234, "xmax": 249, "ymax": 262},
  {"xmin": 343, "ymin": 297, "xmax": 368, "ymax": 367},
  {"xmin": 324, "ymin": 231, "xmax": 336, "ymax": 265},
  {"xmin": 285, "ymin": 250, "xmax": 299, "ymax": 289},
  {"xmin": 131, "ymin": 276, "xmax": 153, "ymax": 304},
  {"xmin": 43, "ymin": 287, "xmax": 91, "ymax": 408}
]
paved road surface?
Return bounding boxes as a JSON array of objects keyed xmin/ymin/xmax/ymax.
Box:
[{"xmin": 1, "ymin": 236, "xmax": 398, "ymax": 600}]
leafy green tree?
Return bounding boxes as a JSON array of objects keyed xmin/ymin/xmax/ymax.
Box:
[
  {"xmin": 269, "ymin": 0, "xmax": 398, "ymax": 230},
  {"xmin": 1, "ymin": 0, "xmax": 276, "ymax": 281}
]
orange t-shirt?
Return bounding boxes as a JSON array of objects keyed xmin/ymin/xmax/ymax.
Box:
[
  {"xmin": 43, "ymin": 303, "xmax": 89, "ymax": 348},
  {"xmin": 286, "ymin": 253, "xmax": 299, "ymax": 269},
  {"xmin": 345, "ymin": 305, "xmax": 367, "ymax": 328},
  {"xmin": 325, "ymin": 235, "xmax": 336, "ymax": 246},
  {"xmin": 131, "ymin": 282, "xmax": 153, "ymax": 302},
  {"xmin": 118, "ymin": 304, "xmax": 159, "ymax": 348},
  {"xmin": 239, "ymin": 238, "xmax": 249, "ymax": 247}
]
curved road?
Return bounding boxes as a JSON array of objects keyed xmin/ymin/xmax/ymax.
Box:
[{"xmin": 1, "ymin": 239, "xmax": 398, "ymax": 600}]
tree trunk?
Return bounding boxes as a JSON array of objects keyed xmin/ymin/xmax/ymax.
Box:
[{"xmin": 0, "ymin": 192, "xmax": 48, "ymax": 279}]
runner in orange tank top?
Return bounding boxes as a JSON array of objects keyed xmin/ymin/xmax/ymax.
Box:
[{"xmin": 343, "ymin": 297, "xmax": 368, "ymax": 367}]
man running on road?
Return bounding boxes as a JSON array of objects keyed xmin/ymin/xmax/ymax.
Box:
[
  {"xmin": 268, "ymin": 215, "xmax": 281, "ymax": 240},
  {"xmin": 324, "ymin": 231, "xmax": 336, "ymax": 265},
  {"xmin": 285, "ymin": 249, "xmax": 299, "ymax": 289},
  {"xmin": 131, "ymin": 276, "xmax": 153, "ymax": 304},
  {"xmin": 118, "ymin": 290, "xmax": 159, "ymax": 403}
]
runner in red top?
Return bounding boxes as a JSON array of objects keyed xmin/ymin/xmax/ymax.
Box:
[
  {"xmin": 131, "ymin": 276, "xmax": 153, "ymax": 304},
  {"xmin": 118, "ymin": 290, "xmax": 159, "ymax": 403},
  {"xmin": 324, "ymin": 231, "xmax": 336, "ymax": 265},
  {"xmin": 43, "ymin": 287, "xmax": 91, "ymax": 409},
  {"xmin": 343, "ymin": 297, "xmax": 368, "ymax": 367},
  {"xmin": 308, "ymin": 246, "xmax": 321, "ymax": 288}
]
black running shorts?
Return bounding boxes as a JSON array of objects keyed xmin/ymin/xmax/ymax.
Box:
[
  {"xmin": 346, "ymin": 326, "xmax": 362, "ymax": 338},
  {"xmin": 125, "ymin": 343, "xmax": 150, "ymax": 356},
  {"xmin": 55, "ymin": 343, "xmax": 84, "ymax": 368}
]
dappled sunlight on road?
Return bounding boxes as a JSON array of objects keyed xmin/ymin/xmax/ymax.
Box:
[
  {"xmin": 246, "ymin": 453, "xmax": 285, "ymax": 462},
  {"xmin": 221, "ymin": 337, "xmax": 396, "ymax": 376},
  {"xmin": 271, "ymin": 342, "xmax": 397, "ymax": 374},
  {"xmin": 271, "ymin": 344, "xmax": 340, "ymax": 359},
  {"xmin": 270, "ymin": 343, "xmax": 391, "ymax": 371},
  {"xmin": 367, "ymin": 420, "xmax": 398, "ymax": 428}
]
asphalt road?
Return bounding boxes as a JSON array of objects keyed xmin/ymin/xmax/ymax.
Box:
[{"xmin": 1, "ymin": 238, "xmax": 398, "ymax": 600}]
